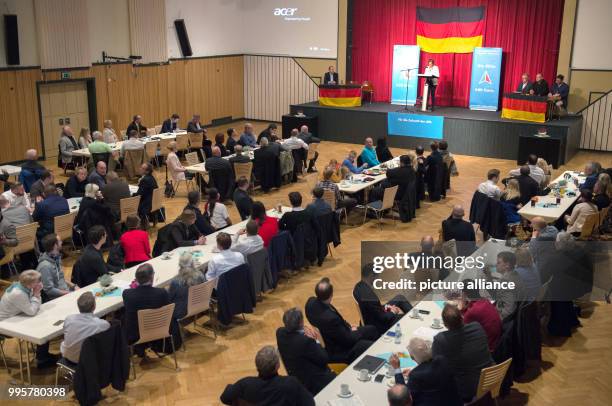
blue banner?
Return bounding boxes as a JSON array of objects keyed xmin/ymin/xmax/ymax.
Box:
[
  {"xmin": 391, "ymin": 45, "xmax": 420, "ymax": 105},
  {"xmin": 388, "ymin": 112, "xmax": 444, "ymax": 139},
  {"xmin": 469, "ymin": 47, "xmax": 502, "ymax": 111}
]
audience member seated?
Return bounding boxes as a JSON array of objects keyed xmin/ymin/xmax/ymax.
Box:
[
  {"xmin": 33, "ymin": 185, "xmax": 69, "ymax": 242},
  {"xmin": 185, "ymin": 191, "xmax": 215, "ymax": 235},
  {"xmin": 0, "ymin": 198, "xmax": 18, "ymax": 251},
  {"xmin": 166, "ymin": 141, "xmax": 187, "ymax": 187},
  {"xmin": 205, "ymin": 232, "xmax": 245, "ymax": 280},
  {"xmin": 58, "ymin": 126, "xmax": 79, "ymax": 167},
  {"xmin": 342, "ymin": 150, "xmax": 368, "ymax": 174},
  {"xmin": 239, "ymin": 123, "xmax": 258, "ymax": 148},
  {"xmin": 225, "ymin": 127, "xmax": 240, "ymax": 154},
  {"xmin": 228, "ymin": 145, "xmax": 250, "ymax": 165},
  {"xmin": 580, "ymin": 161, "xmax": 601, "ymax": 191},
  {"xmin": 233, "ymin": 177, "xmax": 253, "ymax": 221},
  {"xmin": 390, "ymin": 337, "xmax": 462, "ymax": 406},
  {"xmin": 279, "ymin": 192, "xmax": 314, "ymax": 234},
  {"xmin": 205, "ymin": 188, "xmax": 231, "ymax": 230},
  {"xmin": 3, "ymin": 182, "xmax": 31, "ymax": 208},
  {"xmin": 376, "ymin": 137, "xmax": 393, "ymax": 163},
  {"xmin": 354, "ymin": 264, "xmax": 412, "ymax": 336},
  {"xmin": 136, "ymin": 163, "xmax": 158, "ymax": 220},
  {"xmin": 187, "ymin": 114, "xmax": 205, "ymax": 134},
  {"xmin": 477, "ymin": 169, "xmax": 503, "ymax": 199},
  {"xmin": 276, "ymin": 308, "xmax": 335, "ymax": 395},
  {"xmin": 64, "ymin": 167, "xmax": 88, "ymax": 198},
  {"xmin": 564, "ymin": 189, "xmax": 598, "ymax": 234},
  {"xmin": 0, "ymin": 194, "xmax": 31, "ymax": 227},
  {"xmin": 102, "ymin": 171, "xmax": 131, "ymax": 221},
  {"xmin": 253, "ymin": 137, "xmax": 279, "ymax": 193},
  {"xmin": 30, "ymin": 170, "xmax": 54, "ymax": 202},
  {"xmin": 75, "ymin": 183, "xmax": 114, "ymax": 244},
  {"xmin": 251, "ymin": 201, "xmax": 279, "ymax": 247},
  {"xmin": 536, "ymin": 157, "xmax": 552, "ymax": 187},
  {"xmin": 88, "ymin": 161, "xmax": 107, "ymax": 188},
  {"xmin": 205, "ymin": 146, "xmax": 233, "ymax": 174},
  {"xmin": 126, "ymin": 114, "xmax": 147, "ymax": 137},
  {"xmin": 88, "ymin": 130, "xmax": 113, "ymax": 157},
  {"xmin": 60, "ymin": 292, "xmax": 110, "ymax": 364},
  {"xmin": 161, "ymin": 209, "xmax": 206, "ymax": 252},
  {"xmin": 258, "ymin": 123, "xmax": 278, "ymax": 144},
  {"xmin": 515, "ymin": 165, "xmax": 540, "ymax": 205},
  {"xmin": 305, "ymin": 277, "xmax": 377, "ymax": 363},
  {"xmin": 102, "ymin": 120, "xmax": 118, "ymax": 143},
  {"xmin": 298, "ymin": 125, "xmax": 320, "ymax": 172},
  {"xmin": 213, "ymin": 132, "xmax": 228, "ymax": 156},
  {"xmin": 78, "ymin": 127, "xmax": 92, "ymax": 149},
  {"xmin": 459, "ymin": 280, "xmax": 502, "ymax": 351},
  {"xmin": 486, "ymin": 252, "xmax": 527, "ymax": 320},
  {"xmin": 220, "ymin": 345, "xmax": 314, "ymax": 406},
  {"xmin": 318, "ymin": 159, "xmax": 346, "ymax": 183},
  {"xmin": 72, "ymin": 226, "xmax": 119, "ymax": 287},
  {"xmin": 360, "ymin": 137, "xmax": 380, "ymax": 168},
  {"xmin": 169, "ymin": 252, "xmax": 206, "ymax": 320},
  {"xmin": 441, "ymin": 205, "xmax": 476, "ymax": 256},
  {"xmin": 528, "ymin": 216, "xmax": 559, "ymax": 272},
  {"xmin": 432, "ymin": 304, "xmax": 493, "ymax": 402},
  {"xmin": 318, "ymin": 168, "xmax": 357, "ymax": 213},
  {"xmin": 387, "ymin": 384, "xmax": 412, "ymax": 406},
  {"xmin": 120, "ymin": 215, "xmax": 151, "ymax": 268},
  {"xmin": 161, "ymin": 113, "xmax": 180, "ymax": 134},
  {"xmin": 22, "ymin": 148, "xmax": 46, "ymax": 174},
  {"xmin": 410, "ymin": 235, "xmax": 446, "ymax": 279},
  {"xmin": 514, "ymin": 247, "xmax": 541, "ymax": 301},
  {"xmin": 37, "ymin": 234, "xmax": 75, "ymax": 300},
  {"xmin": 306, "ymin": 187, "xmax": 332, "ymax": 217},
  {"xmin": 500, "ymin": 178, "xmax": 522, "ymax": 224},
  {"xmin": 120, "ymin": 130, "xmax": 145, "ymax": 157},
  {"xmin": 231, "ymin": 220, "xmax": 264, "ymax": 256},
  {"xmin": 593, "ymin": 173, "xmax": 611, "ymax": 210},
  {"xmin": 509, "ymin": 154, "xmax": 545, "ymax": 186}
]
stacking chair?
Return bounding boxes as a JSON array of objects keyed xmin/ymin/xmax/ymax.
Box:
[
  {"xmin": 306, "ymin": 143, "xmax": 319, "ymax": 168},
  {"xmin": 120, "ymin": 130, "xmax": 127, "ymax": 140},
  {"xmin": 175, "ymin": 134, "xmax": 190, "ymax": 155},
  {"xmin": 120, "ymin": 196, "xmax": 141, "ymax": 223},
  {"xmin": 14, "ymin": 223, "xmax": 38, "ymax": 258},
  {"xmin": 578, "ymin": 212, "xmax": 599, "ymax": 239},
  {"xmin": 599, "ymin": 206, "xmax": 610, "ymax": 227},
  {"xmin": 154, "ymin": 124, "xmax": 163, "ymax": 134},
  {"xmin": 145, "ymin": 141, "xmax": 160, "ymax": 167},
  {"xmin": 0, "ymin": 335, "xmax": 10, "ymax": 374},
  {"xmin": 185, "ymin": 152, "xmax": 200, "ymax": 166},
  {"xmin": 188, "ymin": 132, "xmax": 203, "ymax": 151},
  {"xmin": 352, "ymin": 294, "xmax": 364, "ymax": 326},
  {"xmin": 323, "ymin": 188, "xmax": 347, "ymax": 225},
  {"xmin": 468, "ymin": 358, "xmax": 513, "ymax": 405},
  {"xmin": 177, "ymin": 279, "xmax": 218, "ymax": 349},
  {"xmin": 131, "ymin": 303, "xmax": 179, "ymax": 379},
  {"xmin": 146, "ymin": 128, "xmax": 157, "ymax": 136},
  {"xmin": 54, "ymin": 358, "xmax": 76, "ymax": 386},
  {"xmin": 148, "ymin": 188, "xmax": 165, "ymax": 224},
  {"xmin": 312, "ymin": 326, "xmax": 347, "ymax": 374},
  {"xmin": 362, "ymin": 185, "xmax": 398, "ymax": 228},
  {"xmin": 0, "ymin": 248, "xmax": 15, "ymax": 278},
  {"xmin": 234, "ymin": 162, "xmax": 253, "ymax": 190},
  {"xmin": 54, "ymin": 211, "xmax": 77, "ymax": 250},
  {"xmin": 159, "ymin": 138, "xmax": 172, "ymax": 160}
]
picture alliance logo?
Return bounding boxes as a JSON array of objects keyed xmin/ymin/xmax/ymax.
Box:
[{"xmin": 273, "ymin": 7, "xmax": 311, "ymax": 21}]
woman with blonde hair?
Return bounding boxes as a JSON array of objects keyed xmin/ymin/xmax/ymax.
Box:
[
  {"xmin": 168, "ymin": 252, "xmax": 205, "ymax": 319},
  {"xmin": 166, "ymin": 141, "xmax": 186, "ymax": 184},
  {"xmin": 406, "ymin": 150, "xmax": 419, "ymax": 171},
  {"xmin": 593, "ymin": 173, "xmax": 611, "ymax": 210},
  {"xmin": 78, "ymin": 127, "xmax": 92, "ymax": 149},
  {"xmin": 500, "ymin": 179, "xmax": 522, "ymax": 223},
  {"xmin": 536, "ymin": 158, "xmax": 552, "ymax": 187}
]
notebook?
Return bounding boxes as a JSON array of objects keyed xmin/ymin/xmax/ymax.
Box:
[{"xmin": 352, "ymin": 354, "xmax": 386, "ymax": 374}]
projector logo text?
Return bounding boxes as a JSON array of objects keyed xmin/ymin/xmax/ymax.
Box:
[{"xmin": 274, "ymin": 8, "xmax": 298, "ymax": 16}]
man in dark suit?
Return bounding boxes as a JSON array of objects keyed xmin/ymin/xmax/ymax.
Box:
[
  {"xmin": 186, "ymin": 114, "xmax": 205, "ymax": 133},
  {"xmin": 101, "ymin": 171, "xmax": 131, "ymax": 221},
  {"xmin": 441, "ymin": 205, "xmax": 476, "ymax": 256},
  {"xmin": 305, "ymin": 187, "xmax": 332, "ymax": 217},
  {"xmin": 205, "ymin": 147, "xmax": 232, "ymax": 173},
  {"xmin": 391, "ymin": 336, "xmax": 462, "ymax": 406},
  {"xmin": 126, "ymin": 115, "xmax": 147, "ymax": 137},
  {"xmin": 233, "ymin": 177, "xmax": 253, "ymax": 221},
  {"xmin": 122, "ymin": 264, "xmax": 176, "ymax": 356},
  {"xmin": 220, "ymin": 345, "xmax": 314, "ymax": 406},
  {"xmin": 161, "ymin": 113, "xmax": 179, "ymax": 133},
  {"xmin": 253, "ymin": 138, "xmax": 279, "ymax": 192},
  {"xmin": 515, "ymin": 165, "xmax": 540, "ymax": 205},
  {"xmin": 276, "ymin": 308, "xmax": 335, "ymax": 395},
  {"xmin": 32, "ymin": 185, "xmax": 69, "ymax": 243},
  {"xmin": 323, "ymin": 65, "xmax": 338, "ymax": 85},
  {"xmin": 516, "ymin": 73, "xmax": 533, "ymax": 94},
  {"xmin": 279, "ymin": 192, "xmax": 314, "ymax": 234},
  {"xmin": 258, "ymin": 123, "xmax": 278, "ymax": 144},
  {"xmin": 354, "ymin": 264, "xmax": 412, "ymax": 336},
  {"xmin": 267, "ymin": 135, "xmax": 284, "ymax": 157},
  {"xmin": 425, "ymin": 142, "xmax": 445, "ymax": 201},
  {"xmin": 432, "ymin": 304, "xmax": 493, "ymax": 402},
  {"xmin": 531, "ymin": 73, "xmax": 549, "ymax": 96},
  {"xmin": 305, "ymin": 277, "xmax": 377, "ymax": 363},
  {"xmin": 298, "ymin": 125, "xmax": 320, "ymax": 172},
  {"xmin": 185, "ymin": 191, "xmax": 215, "ymax": 235},
  {"xmin": 385, "ymin": 154, "xmax": 416, "ymax": 201}
]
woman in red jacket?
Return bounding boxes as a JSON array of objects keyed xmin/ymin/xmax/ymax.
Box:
[{"xmin": 120, "ymin": 215, "xmax": 151, "ymax": 268}]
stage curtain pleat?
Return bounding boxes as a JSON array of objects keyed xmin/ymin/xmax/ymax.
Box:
[
  {"xmin": 128, "ymin": 0, "xmax": 167, "ymax": 64},
  {"xmin": 351, "ymin": 0, "xmax": 564, "ymax": 107}
]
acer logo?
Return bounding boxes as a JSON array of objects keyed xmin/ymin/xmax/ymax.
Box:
[{"xmin": 273, "ymin": 7, "xmax": 298, "ymax": 16}]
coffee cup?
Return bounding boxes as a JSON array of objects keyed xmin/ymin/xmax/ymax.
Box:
[
  {"xmin": 432, "ymin": 318, "xmax": 441, "ymax": 328},
  {"xmin": 359, "ymin": 368, "xmax": 369, "ymax": 381},
  {"xmin": 410, "ymin": 308, "xmax": 419, "ymax": 318},
  {"xmin": 340, "ymin": 383, "xmax": 350, "ymax": 396}
]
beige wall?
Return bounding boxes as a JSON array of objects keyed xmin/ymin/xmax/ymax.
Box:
[
  {"xmin": 294, "ymin": 58, "xmax": 336, "ymax": 84},
  {"xmin": 557, "ymin": 0, "xmax": 612, "ymax": 111},
  {"xmin": 337, "ymin": 0, "xmax": 348, "ymax": 79}
]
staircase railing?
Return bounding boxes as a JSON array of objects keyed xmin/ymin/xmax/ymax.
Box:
[{"xmin": 578, "ymin": 89, "xmax": 612, "ymax": 151}]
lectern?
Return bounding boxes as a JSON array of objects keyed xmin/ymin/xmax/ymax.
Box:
[{"xmin": 417, "ymin": 74, "xmax": 438, "ymax": 112}]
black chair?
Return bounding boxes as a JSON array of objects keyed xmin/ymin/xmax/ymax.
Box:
[
  {"xmin": 91, "ymin": 152, "xmax": 110, "ymax": 167},
  {"xmin": 215, "ymin": 264, "xmax": 256, "ymax": 325},
  {"xmin": 291, "ymin": 149, "xmax": 305, "ymax": 182}
]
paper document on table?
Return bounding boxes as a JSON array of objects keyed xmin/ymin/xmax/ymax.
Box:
[
  {"xmin": 327, "ymin": 396, "xmax": 365, "ymax": 406},
  {"xmin": 412, "ymin": 326, "xmax": 443, "ymax": 341}
]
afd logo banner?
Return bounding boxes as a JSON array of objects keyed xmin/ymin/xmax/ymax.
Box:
[
  {"xmin": 469, "ymin": 47, "xmax": 502, "ymax": 111},
  {"xmin": 391, "ymin": 45, "xmax": 421, "ymax": 105},
  {"xmin": 388, "ymin": 112, "xmax": 444, "ymax": 139}
]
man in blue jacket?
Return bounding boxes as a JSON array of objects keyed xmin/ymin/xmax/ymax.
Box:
[
  {"xmin": 32, "ymin": 184, "xmax": 69, "ymax": 243},
  {"xmin": 360, "ymin": 137, "xmax": 380, "ymax": 168}
]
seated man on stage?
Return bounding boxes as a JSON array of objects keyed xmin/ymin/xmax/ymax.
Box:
[
  {"xmin": 531, "ymin": 73, "xmax": 549, "ymax": 96},
  {"xmin": 549, "ymin": 74, "xmax": 569, "ymax": 115},
  {"xmin": 323, "ymin": 65, "xmax": 338, "ymax": 85},
  {"xmin": 424, "ymin": 59, "xmax": 440, "ymax": 111},
  {"xmin": 516, "ymin": 73, "xmax": 533, "ymax": 95}
]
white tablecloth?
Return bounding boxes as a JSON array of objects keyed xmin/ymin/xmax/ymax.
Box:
[{"xmin": 72, "ymin": 132, "xmax": 184, "ymax": 158}]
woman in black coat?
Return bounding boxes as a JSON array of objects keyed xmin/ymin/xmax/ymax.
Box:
[
  {"xmin": 136, "ymin": 163, "xmax": 158, "ymax": 219},
  {"xmin": 376, "ymin": 137, "xmax": 393, "ymax": 163}
]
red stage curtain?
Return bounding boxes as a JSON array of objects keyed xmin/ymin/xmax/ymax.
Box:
[{"xmin": 351, "ymin": 0, "xmax": 564, "ymax": 107}]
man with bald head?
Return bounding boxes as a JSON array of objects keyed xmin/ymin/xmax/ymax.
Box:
[
  {"xmin": 205, "ymin": 146, "xmax": 232, "ymax": 173},
  {"xmin": 388, "ymin": 384, "xmax": 411, "ymax": 406},
  {"xmin": 441, "ymin": 205, "xmax": 476, "ymax": 256},
  {"xmin": 228, "ymin": 144, "xmax": 250, "ymax": 165},
  {"xmin": 126, "ymin": 114, "xmax": 147, "ymax": 137},
  {"xmin": 88, "ymin": 161, "xmax": 107, "ymax": 188},
  {"xmin": 360, "ymin": 137, "xmax": 380, "ymax": 168},
  {"xmin": 21, "ymin": 149, "xmax": 46, "ymax": 181},
  {"xmin": 528, "ymin": 216, "xmax": 558, "ymax": 272}
]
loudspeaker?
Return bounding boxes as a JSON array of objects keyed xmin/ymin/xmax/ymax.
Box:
[
  {"xmin": 174, "ymin": 19, "xmax": 192, "ymax": 57},
  {"xmin": 4, "ymin": 15, "xmax": 20, "ymax": 65}
]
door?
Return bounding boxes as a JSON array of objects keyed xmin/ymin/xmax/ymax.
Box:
[{"xmin": 39, "ymin": 81, "xmax": 89, "ymax": 159}]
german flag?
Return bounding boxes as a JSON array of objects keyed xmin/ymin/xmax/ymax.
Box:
[
  {"xmin": 416, "ymin": 6, "xmax": 484, "ymax": 54},
  {"xmin": 501, "ymin": 95, "xmax": 547, "ymax": 123},
  {"xmin": 319, "ymin": 87, "xmax": 362, "ymax": 108}
]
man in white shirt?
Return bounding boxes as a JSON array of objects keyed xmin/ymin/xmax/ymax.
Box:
[
  {"xmin": 61, "ymin": 292, "xmax": 110, "ymax": 364},
  {"xmin": 508, "ymin": 154, "xmax": 545, "ymax": 185},
  {"xmin": 282, "ymin": 129, "xmax": 309, "ymax": 151},
  {"xmin": 206, "ymin": 232, "xmax": 245, "ymax": 280},
  {"xmin": 2, "ymin": 182, "xmax": 31, "ymax": 209},
  {"xmin": 231, "ymin": 220, "xmax": 264, "ymax": 257},
  {"xmin": 477, "ymin": 169, "xmax": 503, "ymax": 199},
  {"xmin": 424, "ymin": 59, "xmax": 440, "ymax": 111},
  {"xmin": 120, "ymin": 130, "xmax": 145, "ymax": 157}
]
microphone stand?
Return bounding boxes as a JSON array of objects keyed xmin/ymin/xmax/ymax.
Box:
[{"xmin": 397, "ymin": 67, "xmax": 418, "ymax": 113}]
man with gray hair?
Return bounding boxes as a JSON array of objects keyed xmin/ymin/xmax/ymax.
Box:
[
  {"xmin": 391, "ymin": 337, "xmax": 467, "ymax": 405},
  {"xmin": 220, "ymin": 345, "xmax": 314, "ymax": 405},
  {"xmin": 276, "ymin": 307, "xmax": 335, "ymax": 395},
  {"xmin": 0, "ymin": 191, "xmax": 31, "ymax": 226},
  {"xmin": 87, "ymin": 131, "xmax": 112, "ymax": 155},
  {"xmin": 239, "ymin": 123, "xmax": 258, "ymax": 148},
  {"xmin": 22, "ymin": 149, "xmax": 46, "ymax": 174},
  {"xmin": 60, "ymin": 292, "xmax": 110, "ymax": 364},
  {"xmin": 580, "ymin": 161, "xmax": 601, "ymax": 191}
]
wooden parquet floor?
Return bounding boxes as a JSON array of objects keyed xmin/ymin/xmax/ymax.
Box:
[{"xmin": 1, "ymin": 121, "xmax": 611, "ymax": 405}]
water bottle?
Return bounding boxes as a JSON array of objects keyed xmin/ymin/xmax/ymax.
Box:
[{"xmin": 394, "ymin": 323, "xmax": 402, "ymax": 344}]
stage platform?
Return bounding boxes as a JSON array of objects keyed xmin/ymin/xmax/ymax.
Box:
[{"xmin": 290, "ymin": 102, "xmax": 583, "ymax": 165}]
